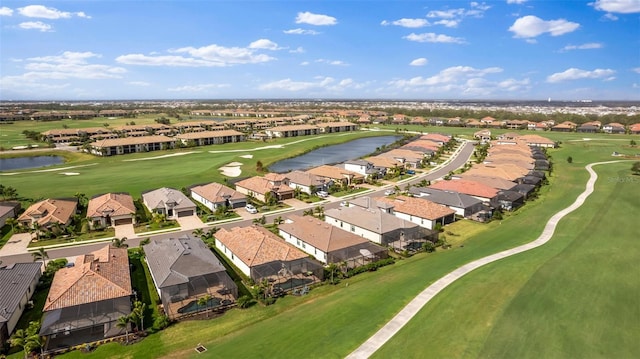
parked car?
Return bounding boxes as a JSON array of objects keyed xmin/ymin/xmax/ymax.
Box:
[
  {"xmin": 316, "ymin": 191, "xmax": 329, "ymax": 198},
  {"xmin": 340, "ymin": 201, "xmax": 349, "ymax": 207},
  {"xmin": 245, "ymin": 204, "xmax": 258, "ymax": 213},
  {"xmin": 384, "ymin": 189, "xmax": 396, "ymax": 196},
  {"xmin": 406, "ymin": 169, "xmax": 416, "ymax": 175}
]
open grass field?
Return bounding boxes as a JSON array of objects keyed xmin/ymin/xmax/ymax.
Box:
[
  {"xmin": 41, "ymin": 136, "xmax": 638, "ymax": 359},
  {"xmin": 0, "ymin": 130, "xmax": 389, "ymax": 200}
]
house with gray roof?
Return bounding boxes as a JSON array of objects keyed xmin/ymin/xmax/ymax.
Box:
[
  {"xmin": 0, "ymin": 262, "xmax": 41, "ymax": 346},
  {"xmin": 408, "ymin": 187, "xmax": 486, "ymax": 218},
  {"xmin": 143, "ymin": 236, "xmax": 237, "ymax": 319},
  {"xmin": 141, "ymin": 187, "xmax": 197, "ymax": 220},
  {"xmin": 342, "ymin": 159, "xmax": 383, "ymax": 179},
  {"xmin": 324, "ymin": 205, "xmax": 427, "ymax": 246}
]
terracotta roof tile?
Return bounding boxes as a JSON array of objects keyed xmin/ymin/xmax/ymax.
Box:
[
  {"xmin": 44, "ymin": 245, "xmax": 131, "ymax": 311},
  {"xmin": 279, "ymin": 215, "xmax": 369, "ymax": 252},
  {"xmin": 86, "ymin": 193, "xmax": 136, "ymax": 218},
  {"xmin": 374, "ymin": 196, "xmax": 455, "ymax": 220},
  {"xmin": 18, "ymin": 198, "xmax": 77, "ymax": 226},
  {"xmin": 429, "ymin": 179, "xmax": 499, "ymax": 199}
]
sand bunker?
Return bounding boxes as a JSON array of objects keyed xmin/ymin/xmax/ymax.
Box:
[
  {"xmin": 61, "ymin": 172, "xmax": 80, "ymax": 176},
  {"xmin": 219, "ymin": 162, "xmax": 242, "ymax": 177},
  {"xmin": 240, "ymin": 154, "xmax": 253, "ymax": 159}
]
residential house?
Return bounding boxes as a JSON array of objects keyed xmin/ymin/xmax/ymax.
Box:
[
  {"xmin": 512, "ymin": 183, "xmax": 536, "ymax": 199},
  {"xmin": 376, "ymin": 148, "xmax": 425, "ymax": 168},
  {"xmin": 318, "ymin": 121, "xmax": 358, "ymax": 133},
  {"xmin": 474, "ymin": 129, "xmax": 492, "ymax": 144},
  {"xmin": 285, "ymin": 170, "xmax": 330, "ymax": 195},
  {"xmin": 495, "ymin": 190, "xmax": 525, "ymax": 211},
  {"xmin": 429, "ymin": 179, "xmax": 500, "ymax": 204},
  {"xmin": 265, "ymin": 124, "xmax": 319, "ymax": 138},
  {"xmin": 278, "ymin": 215, "xmax": 387, "ymax": 265},
  {"xmin": 306, "ymin": 165, "xmax": 364, "ymax": 187},
  {"xmin": 175, "ymin": 130, "xmax": 244, "ymax": 146},
  {"xmin": 576, "ymin": 124, "xmax": 600, "ymax": 133},
  {"xmin": 18, "ymin": 198, "xmax": 77, "ymax": 229},
  {"xmin": 143, "ymin": 236, "xmax": 238, "ymax": 319},
  {"xmin": 234, "ymin": 173, "xmax": 294, "ymax": 202},
  {"xmin": 364, "ymin": 156, "xmax": 403, "ymax": 173},
  {"xmin": 551, "ymin": 121, "xmax": 576, "ymax": 132},
  {"xmin": 602, "ymin": 123, "xmax": 626, "ymax": 134},
  {"xmin": 0, "ymin": 201, "xmax": 20, "ymax": 227},
  {"xmin": 517, "ymin": 134, "xmax": 557, "ymax": 148},
  {"xmin": 630, "ymin": 123, "xmax": 640, "ymax": 134},
  {"xmin": 89, "ymin": 135, "xmax": 175, "ymax": 156},
  {"xmin": 0, "ymin": 263, "xmax": 42, "ymax": 346},
  {"xmin": 86, "ymin": 193, "xmax": 136, "ymax": 228},
  {"xmin": 458, "ymin": 174, "xmax": 518, "ymax": 191},
  {"xmin": 324, "ymin": 205, "xmax": 426, "ymax": 246},
  {"xmin": 190, "ymin": 182, "xmax": 247, "ymax": 210},
  {"xmin": 408, "ymin": 187, "xmax": 485, "ymax": 218},
  {"xmin": 214, "ymin": 225, "xmax": 323, "ymax": 288},
  {"xmin": 40, "ymin": 245, "xmax": 132, "ymax": 350},
  {"xmin": 142, "ymin": 187, "xmax": 197, "ymax": 219},
  {"xmin": 343, "ymin": 159, "xmax": 381, "ymax": 179},
  {"xmin": 374, "ymin": 195, "xmax": 456, "ymax": 230}
]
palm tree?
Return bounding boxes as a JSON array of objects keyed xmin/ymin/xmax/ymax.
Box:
[
  {"xmin": 6, "ymin": 217, "xmax": 18, "ymax": 232},
  {"xmin": 117, "ymin": 315, "xmax": 131, "ymax": 343},
  {"xmin": 302, "ymin": 209, "xmax": 314, "ymax": 216},
  {"xmin": 9, "ymin": 328, "xmax": 29, "ymax": 359},
  {"xmin": 32, "ymin": 247, "xmax": 48, "ymax": 265},
  {"xmin": 192, "ymin": 228, "xmax": 205, "ymax": 238},
  {"xmin": 112, "ymin": 237, "xmax": 128, "ymax": 248},
  {"xmin": 32, "ymin": 222, "xmax": 42, "ymax": 241},
  {"xmin": 198, "ymin": 294, "xmax": 212, "ymax": 318},
  {"xmin": 10, "ymin": 321, "xmax": 42, "ymax": 359},
  {"xmin": 132, "ymin": 301, "xmax": 147, "ymax": 332},
  {"xmin": 273, "ymin": 216, "xmax": 284, "ymax": 225}
]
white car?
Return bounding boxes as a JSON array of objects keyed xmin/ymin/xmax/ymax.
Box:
[
  {"xmin": 245, "ymin": 204, "xmax": 258, "ymax": 214},
  {"xmin": 316, "ymin": 191, "xmax": 329, "ymax": 198},
  {"xmin": 384, "ymin": 189, "xmax": 396, "ymax": 196}
]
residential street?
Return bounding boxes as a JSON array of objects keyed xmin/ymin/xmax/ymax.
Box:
[{"xmin": 0, "ymin": 141, "xmax": 475, "ymax": 265}]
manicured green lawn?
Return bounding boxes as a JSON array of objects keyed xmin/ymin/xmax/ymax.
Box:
[{"xmin": 0, "ymin": 131, "xmax": 388, "ymax": 200}]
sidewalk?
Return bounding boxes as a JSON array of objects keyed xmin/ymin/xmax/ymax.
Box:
[{"xmin": 0, "ymin": 233, "xmax": 33, "ymax": 256}]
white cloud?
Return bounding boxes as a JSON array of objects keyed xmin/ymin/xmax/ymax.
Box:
[
  {"xmin": 167, "ymin": 84, "xmax": 230, "ymax": 92},
  {"xmin": 300, "ymin": 61, "xmax": 310, "ymax": 66},
  {"xmin": 283, "ymin": 28, "xmax": 320, "ymax": 35},
  {"xmin": 118, "ymin": 41, "xmax": 277, "ymax": 67},
  {"xmin": 404, "ymin": 32, "xmax": 466, "ymax": 44},
  {"xmin": 427, "ymin": 9, "xmax": 465, "ymax": 19},
  {"xmin": 633, "ymin": 67, "xmax": 640, "ymax": 74},
  {"xmin": 1, "ymin": 51, "xmax": 126, "ymax": 94},
  {"xmin": 546, "ymin": 68, "xmax": 616, "ymax": 82},
  {"xmin": 410, "ymin": 58, "xmax": 428, "ymax": 66},
  {"xmin": 509, "ymin": 15, "xmax": 580, "ymax": 38},
  {"xmin": 128, "ymin": 81, "xmax": 150, "ymax": 86},
  {"xmin": 19, "ymin": 21, "xmax": 52, "ymax": 32},
  {"xmin": 560, "ymin": 42, "xmax": 603, "ymax": 51},
  {"xmin": 590, "ymin": 0, "xmax": 640, "ymax": 13},
  {"xmin": 295, "ymin": 11, "xmax": 337, "ymax": 26},
  {"xmin": 603, "ymin": 13, "xmax": 619, "ymax": 20},
  {"xmin": 316, "ymin": 59, "xmax": 349, "ymax": 66},
  {"xmin": 507, "ymin": 0, "xmax": 528, "ymax": 4},
  {"xmin": 17, "ymin": 5, "xmax": 90, "ymax": 19},
  {"xmin": 387, "ymin": 66, "xmax": 530, "ymax": 97},
  {"xmin": 0, "ymin": 7, "xmax": 13, "ymax": 16},
  {"xmin": 434, "ymin": 19, "xmax": 459, "ymax": 28},
  {"xmin": 389, "ymin": 65, "xmax": 503, "ymax": 87},
  {"xmin": 248, "ymin": 39, "xmax": 280, "ymax": 50},
  {"xmin": 259, "ymin": 76, "xmax": 363, "ymax": 92},
  {"xmin": 381, "ymin": 18, "xmax": 430, "ymax": 28},
  {"xmin": 289, "ymin": 47, "xmax": 305, "ymax": 54}
]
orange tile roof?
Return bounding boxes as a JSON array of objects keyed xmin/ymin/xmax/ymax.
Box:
[
  {"xmin": 464, "ymin": 164, "xmax": 529, "ymax": 181},
  {"xmin": 517, "ymin": 134, "xmax": 556, "ymax": 146},
  {"xmin": 215, "ymin": 225, "xmax": 307, "ymax": 267},
  {"xmin": 306, "ymin": 165, "xmax": 364, "ymax": 181},
  {"xmin": 86, "ymin": 193, "xmax": 135, "ymax": 218},
  {"xmin": 190, "ymin": 182, "xmax": 245, "ymax": 203},
  {"xmin": 18, "ymin": 198, "xmax": 77, "ymax": 226},
  {"xmin": 374, "ymin": 196, "xmax": 455, "ymax": 220},
  {"xmin": 420, "ymin": 133, "xmax": 451, "ymax": 143},
  {"xmin": 430, "ymin": 179, "xmax": 499, "ymax": 199},
  {"xmin": 44, "ymin": 245, "xmax": 131, "ymax": 311},
  {"xmin": 234, "ymin": 176, "xmax": 293, "ymax": 196},
  {"xmin": 279, "ymin": 215, "xmax": 370, "ymax": 252},
  {"xmin": 364, "ymin": 156, "xmax": 402, "ymax": 169}
]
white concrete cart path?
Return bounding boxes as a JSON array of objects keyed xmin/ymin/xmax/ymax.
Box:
[{"xmin": 346, "ymin": 160, "xmax": 627, "ymax": 359}]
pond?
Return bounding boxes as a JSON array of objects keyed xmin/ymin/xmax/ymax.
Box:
[
  {"xmin": 0, "ymin": 155, "xmax": 64, "ymax": 171},
  {"xmin": 269, "ymin": 135, "xmax": 401, "ymax": 173}
]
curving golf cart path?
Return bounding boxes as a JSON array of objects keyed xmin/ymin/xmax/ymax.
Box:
[{"xmin": 347, "ymin": 160, "xmax": 629, "ymax": 359}]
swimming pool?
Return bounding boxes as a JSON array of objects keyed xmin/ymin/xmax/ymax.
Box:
[{"xmin": 177, "ymin": 297, "xmax": 221, "ymax": 314}]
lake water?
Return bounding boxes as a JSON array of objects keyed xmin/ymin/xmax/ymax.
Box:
[
  {"xmin": 269, "ymin": 135, "xmax": 401, "ymax": 173},
  {"xmin": 0, "ymin": 156, "xmax": 64, "ymax": 171}
]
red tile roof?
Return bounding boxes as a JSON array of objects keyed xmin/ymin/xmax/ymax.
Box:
[
  {"xmin": 429, "ymin": 179, "xmax": 499, "ymax": 199},
  {"xmin": 375, "ymin": 196, "xmax": 455, "ymax": 220},
  {"xmin": 86, "ymin": 193, "xmax": 136, "ymax": 218}
]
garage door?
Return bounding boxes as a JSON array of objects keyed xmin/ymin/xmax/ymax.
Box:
[
  {"xmin": 177, "ymin": 210, "xmax": 194, "ymax": 217},
  {"xmin": 114, "ymin": 218, "xmax": 133, "ymax": 225}
]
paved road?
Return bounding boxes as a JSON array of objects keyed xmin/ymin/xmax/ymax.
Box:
[
  {"xmin": 0, "ymin": 141, "xmax": 475, "ymax": 264},
  {"xmin": 345, "ymin": 160, "xmax": 626, "ymax": 359}
]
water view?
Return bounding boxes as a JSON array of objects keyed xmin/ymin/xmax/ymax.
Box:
[
  {"xmin": 269, "ymin": 135, "xmax": 401, "ymax": 173},
  {"xmin": 0, "ymin": 156, "xmax": 64, "ymax": 171}
]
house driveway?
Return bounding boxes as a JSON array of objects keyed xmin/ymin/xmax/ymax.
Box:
[
  {"xmin": 346, "ymin": 160, "xmax": 617, "ymax": 359},
  {"xmin": 176, "ymin": 215, "xmax": 206, "ymax": 231},
  {"xmin": 0, "ymin": 233, "xmax": 33, "ymax": 256},
  {"xmin": 114, "ymin": 224, "xmax": 136, "ymax": 239}
]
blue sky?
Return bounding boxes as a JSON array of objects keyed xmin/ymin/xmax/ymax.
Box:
[{"xmin": 1, "ymin": 0, "xmax": 639, "ymax": 101}]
